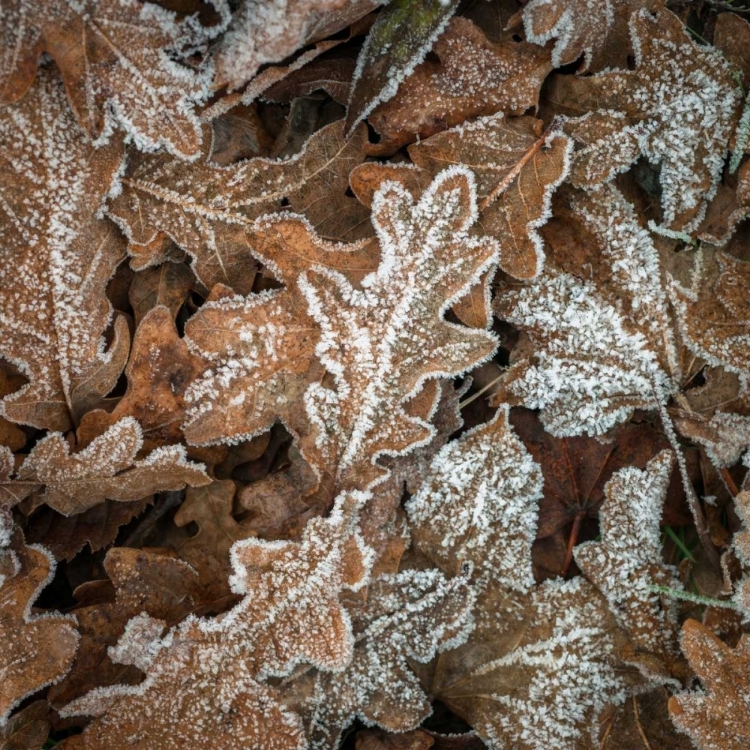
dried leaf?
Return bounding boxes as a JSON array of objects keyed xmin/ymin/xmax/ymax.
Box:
[
  {"xmin": 0, "ymin": 511, "xmax": 79, "ymax": 725},
  {"xmin": 0, "ymin": 0, "xmax": 211, "ymax": 158},
  {"xmin": 0, "ymin": 67, "xmax": 129, "ymax": 432},
  {"xmin": 368, "ymin": 18, "xmax": 552, "ymax": 154},
  {"xmin": 0, "ymin": 701, "xmax": 50, "ymax": 750},
  {"xmin": 8, "ymin": 417, "xmax": 209, "ymax": 515},
  {"xmin": 128, "ymin": 260, "xmax": 196, "ymax": 327}
]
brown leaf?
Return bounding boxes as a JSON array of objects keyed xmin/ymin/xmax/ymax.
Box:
[
  {"xmin": 368, "ymin": 18, "xmax": 552, "ymax": 154},
  {"xmin": 0, "ymin": 0, "xmax": 208, "ymax": 158},
  {"xmin": 356, "ymin": 729, "xmax": 434, "ymax": 750},
  {"xmin": 128, "ymin": 260, "xmax": 197, "ymax": 327},
  {"xmin": 0, "ymin": 511, "xmax": 79, "ymax": 725},
  {"xmin": 699, "ymin": 160, "xmax": 750, "ymax": 244},
  {"xmin": 0, "ymin": 66, "xmax": 129, "ymax": 432},
  {"xmin": 8, "ymin": 417, "xmax": 209, "ymax": 515},
  {"xmin": 669, "ymin": 619, "xmax": 750, "ymax": 750},
  {"xmin": 265, "ymin": 56, "xmax": 355, "ymax": 105},
  {"xmin": 0, "ymin": 701, "xmax": 50, "ymax": 750},
  {"xmin": 107, "ymin": 120, "xmax": 373, "ymax": 292}
]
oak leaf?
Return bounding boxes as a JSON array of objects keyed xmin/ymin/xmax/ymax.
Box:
[
  {"xmin": 0, "ymin": 66, "xmax": 130, "ymax": 432},
  {"xmin": 5, "ymin": 417, "xmax": 209, "ymax": 516},
  {"xmin": 669, "ymin": 619, "xmax": 750, "ymax": 750},
  {"xmin": 367, "ymin": 18, "xmax": 552, "ymax": 154},
  {"xmin": 560, "ymin": 8, "xmax": 741, "ymax": 231},
  {"xmin": 60, "ymin": 491, "xmax": 372, "ymax": 749},
  {"xmin": 0, "ymin": 0, "xmax": 212, "ymax": 158},
  {"xmin": 0, "ymin": 511, "xmax": 79, "ymax": 725},
  {"xmin": 107, "ymin": 120, "xmax": 372, "ymax": 293}
]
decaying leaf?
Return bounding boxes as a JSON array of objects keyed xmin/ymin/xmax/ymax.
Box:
[
  {"xmin": 0, "ymin": 510, "xmax": 79, "ymax": 725},
  {"xmin": 560, "ymin": 8, "xmax": 741, "ymax": 231},
  {"xmin": 0, "ymin": 66, "xmax": 129, "ymax": 432},
  {"xmin": 60, "ymin": 492, "xmax": 372, "ymax": 749},
  {"xmin": 669, "ymin": 619, "xmax": 750, "ymax": 750},
  {"xmin": 5, "ymin": 417, "xmax": 209, "ymax": 515},
  {"xmin": 0, "ymin": 0, "xmax": 211, "ymax": 158}
]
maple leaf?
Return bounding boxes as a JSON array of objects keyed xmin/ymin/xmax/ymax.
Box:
[
  {"xmin": 0, "ymin": 510, "xmax": 79, "ymax": 726},
  {"xmin": 574, "ymin": 451, "xmax": 685, "ymax": 679},
  {"xmin": 46, "ymin": 547, "xmax": 201, "ymax": 708},
  {"xmin": 669, "ymin": 619, "xmax": 750, "ymax": 750},
  {"xmin": 290, "ymin": 568, "xmax": 474, "ymax": 748},
  {"xmin": 107, "ymin": 120, "xmax": 373, "ymax": 293},
  {"xmin": 0, "ymin": 66, "xmax": 130, "ymax": 432},
  {"xmin": 0, "ymin": 0, "xmax": 212, "ymax": 159},
  {"xmin": 367, "ymin": 18, "xmax": 552, "ymax": 154},
  {"xmin": 3, "ymin": 417, "xmax": 209, "ymax": 516},
  {"xmin": 558, "ymin": 8, "xmax": 741, "ymax": 231},
  {"xmin": 406, "ymin": 405, "xmax": 543, "ymax": 592},
  {"xmin": 407, "ymin": 113, "xmax": 571, "ymax": 280},
  {"xmin": 493, "ymin": 183, "xmax": 678, "ymax": 436},
  {"xmin": 669, "ymin": 250, "xmax": 750, "ymax": 378},
  {"xmin": 60, "ymin": 491, "xmax": 372, "ymax": 749},
  {"xmin": 215, "ymin": 0, "xmax": 379, "ymax": 92},
  {"xmin": 513, "ymin": 0, "xmax": 662, "ymax": 71}
]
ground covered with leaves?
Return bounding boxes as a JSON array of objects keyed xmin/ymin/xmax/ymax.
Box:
[{"xmin": 2, "ymin": 0, "xmax": 750, "ymax": 748}]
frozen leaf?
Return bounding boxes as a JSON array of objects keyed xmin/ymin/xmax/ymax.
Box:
[
  {"xmin": 406, "ymin": 405, "xmax": 542, "ymax": 593},
  {"xmin": 424, "ymin": 577, "xmax": 643, "ymax": 750},
  {"xmin": 368, "ymin": 18, "xmax": 552, "ymax": 154},
  {"xmin": 560, "ymin": 9, "xmax": 741, "ymax": 231},
  {"xmin": 8, "ymin": 417, "xmax": 209, "ymax": 516},
  {"xmin": 78, "ymin": 306, "xmax": 201, "ymax": 448},
  {"xmin": 574, "ymin": 451, "xmax": 684, "ymax": 679},
  {"xmin": 493, "ymin": 184, "xmax": 678, "ymax": 436},
  {"xmin": 47, "ymin": 547, "xmax": 201, "ymax": 707},
  {"xmin": 215, "ymin": 0, "xmax": 379, "ymax": 91},
  {"xmin": 0, "ymin": 67, "xmax": 129, "ymax": 432},
  {"xmin": 61, "ymin": 492, "xmax": 372, "ymax": 749},
  {"xmin": 0, "ymin": 514, "xmax": 79, "ymax": 725},
  {"xmin": 409, "ymin": 113, "xmax": 571, "ymax": 279},
  {"xmin": 0, "ymin": 700, "xmax": 50, "ymax": 750},
  {"xmin": 293, "ymin": 568, "xmax": 474, "ymax": 748},
  {"xmin": 699, "ymin": 160, "xmax": 750, "ymax": 244},
  {"xmin": 345, "ymin": 0, "xmax": 459, "ymax": 134},
  {"xmin": 674, "ymin": 412, "xmax": 750, "ymax": 470},
  {"xmin": 513, "ymin": 0, "xmax": 661, "ymax": 71},
  {"xmin": 670, "ymin": 250, "xmax": 750, "ymax": 378},
  {"xmin": 669, "ymin": 619, "xmax": 750, "ymax": 750},
  {"xmin": 107, "ymin": 121, "xmax": 373, "ymax": 292},
  {"xmin": 0, "ymin": 0, "xmax": 211, "ymax": 159},
  {"xmin": 298, "ymin": 167, "xmax": 499, "ymax": 491}
]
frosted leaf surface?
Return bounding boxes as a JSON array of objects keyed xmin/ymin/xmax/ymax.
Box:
[
  {"xmin": 0, "ymin": 0, "xmax": 211, "ymax": 159},
  {"xmin": 669, "ymin": 619, "xmax": 750, "ymax": 750},
  {"xmin": 298, "ymin": 167, "xmax": 499, "ymax": 491},
  {"xmin": 669, "ymin": 250, "xmax": 750, "ymax": 378},
  {"xmin": 9, "ymin": 417, "xmax": 210, "ymax": 516},
  {"xmin": 408, "ymin": 113, "xmax": 572, "ymax": 279},
  {"xmin": 575, "ymin": 451, "xmax": 683, "ymax": 678},
  {"xmin": 368, "ymin": 18, "xmax": 552, "ymax": 153},
  {"xmin": 294, "ymin": 568, "xmax": 474, "ymax": 749},
  {"xmin": 563, "ymin": 8, "xmax": 741, "ymax": 231},
  {"xmin": 61, "ymin": 492, "xmax": 372, "ymax": 749},
  {"xmin": 494, "ymin": 184, "xmax": 678, "ymax": 436},
  {"xmin": 406, "ymin": 405, "xmax": 542, "ymax": 593},
  {"xmin": 0, "ymin": 516, "xmax": 79, "ymax": 726},
  {"xmin": 107, "ymin": 121, "xmax": 373, "ymax": 293},
  {"xmin": 425, "ymin": 577, "xmax": 642, "ymax": 750},
  {"xmin": 0, "ymin": 66, "xmax": 129, "ymax": 432},
  {"xmin": 515, "ymin": 0, "xmax": 661, "ymax": 71},
  {"xmin": 675, "ymin": 412, "xmax": 750, "ymax": 470},
  {"xmin": 731, "ymin": 490, "xmax": 750, "ymax": 617}
]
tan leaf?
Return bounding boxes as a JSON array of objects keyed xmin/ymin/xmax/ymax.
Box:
[
  {"xmin": 559, "ymin": 8, "xmax": 742, "ymax": 231},
  {"xmin": 8, "ymin": 417, "xmax": 209, "ymax": 516},
  {"xmin": 512, "ymin": 0, "xmax": 662, "ymax": 71},
  {"xmin": 699, "ymin": 160, "xmax": 750, "ymax": 244},
  {"xmin": 0, "ymin": 0, "xmax": 210, "ymax": 158},
  {"xmin": 0, "ymin": 66, "xmax": 130, "ymax": 432},
  {"xmin": 0, "ymin": 511, "xmax": 79, "ymax": 725},
  {"xmin": 670, "ymin": 250, "xmax": 750, "ymax": 378},
  {"xmin": 368, "ymin": 18, "xmax": 552, "ymax": 154},
  {"xmin": 60, "ymin": 492, "xmax": 372, "ymax": 749},
  {"xmin": 107, "ymin": 120, "xmax": 373, "ymax": 293},
  {"xmin": 574, "ymin": 451, "xmax": 686, "ymax": 680},
  {"xmin": 128, "ymin": 260, "xmax": 197, "ymax": 327},
  {"xmin": 47, "ymin": 547, "xmax": 201, "ymax": 708},
  {"xmin": 669, "ymin": 619, "xmax": 750, "ymax": 750}
]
